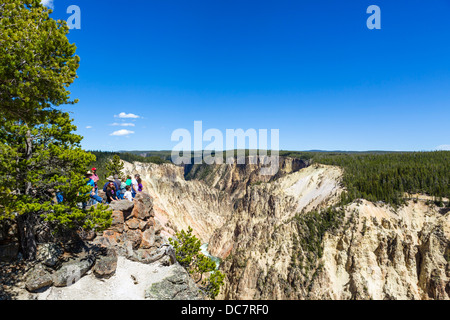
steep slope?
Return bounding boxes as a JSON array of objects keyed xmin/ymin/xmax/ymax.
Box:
[
  {"xmin": 122, "ymin": 156, "xmax": 309, "ymax": 243},
  {"xmin": 210, "ymin": 167, "xmax": 450, "ymax": 300},
  {"xmin": 184, "ymin": 156, "xmax": 310, "ymax": 201},
  {"xmin": 122, "ymin": 159, "xmax": 450, "ymax": 300},
  {"xmin": 207, "ymin": 164, "xmax": 343, "ymax": 260},
  {"xmin": 122, "ymin": 162, "xmax": 232, "ymax": 244},
  {"xmin": 313, "ymin": 200, "xmax": 450, "ymax": 300}
]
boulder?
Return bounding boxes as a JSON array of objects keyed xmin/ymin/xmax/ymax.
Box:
[
  {"xmin": 37, "ymin": 243, "xmax": 64, "ymax": 269},
  {"xmin": 109, "ymin": 200, "xmax": 134, "ymax": 219},
  {"xmin": 92, "ymin": 192, "xmax": 165, "ymax": 264},
  {"xmin": 125, "ymin": 218, "xmax": 140, "ymax": 230},
  {"xmin": 140, "ymin": 229, "xmax": 156, "ymax": 249},
  {"xmin": 94, "ymin": 230, "xmax": 122, "ymax": 249},
  {"xmin": 129, "ymin": 244, "xmax": 176, "ymax": 265},
  {"xmin": 131, "ymin": 192, "xmax": 154, "ymax": 220},
  {"xmin": 110, "ymin": 211, "xmax": 125, "ymax": 233},
  {"xmin": 131, "ymin": 248, "xmax": 158, "ymax": 263},
  {"xmin": 93, "ymin": 249, "xmax": 118, "ymax": 279},
  {"xmin": 25, "ymin": 264, "xmax": 53, "ymax": 292},
  {"xmin": 159, "ymin": 245, "xmax": 177, "ymax": 266},
  {"xmin": 123, "ymin": 229, "xmax": 142, "ymax": 250},
  {"xmin": 53, "ymin": 256, "xmax": 95, "ymax": 287},
  {"xmin": 77, "ymin": 229, "xmax": 96, "ymax": 241},
  {"xmin": 138, "ymin": 220, "xmax": 149, "ymax": 231},
  {"xmin": 145, "ymin": 264, "xmax": 204, "ymax": 300}
]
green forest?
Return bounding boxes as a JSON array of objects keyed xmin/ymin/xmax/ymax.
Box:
[
  {"xmin": 285, "ymin": 151, "xmax": 450, "ymax": 207},
  {"xmin": 102, "ymin": 149, "xmax": 450, "ymax": 207}
]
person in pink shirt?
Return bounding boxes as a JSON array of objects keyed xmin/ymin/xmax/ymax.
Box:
[{"xmin": 91, "ymin": 167, "xmax": 100, "ymax": 195}]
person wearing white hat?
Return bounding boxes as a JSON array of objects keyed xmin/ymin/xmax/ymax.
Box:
[{"xmin": 102, "ymin": 176, "xmax": 119, "ymax": 193}]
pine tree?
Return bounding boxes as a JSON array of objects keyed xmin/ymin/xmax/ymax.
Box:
[
  {"xmin": 169, "ymin": 227, "xmax": 225, "ymax": 299},
  {"xmin": 0, "ymin": 0, "xmax": 80, "ymax": 122},
  {"xmin": 0, "ymin": 1, "xmax": 111, "ymax": 260},
  {"xmin": 105, "ymin": 155, "xmax": 124, "ymax": 178},
  {"xmin": 0, "ymin": 112, "xmax": 112, "ymax": 260}
]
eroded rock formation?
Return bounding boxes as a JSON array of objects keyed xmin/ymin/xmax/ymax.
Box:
[
  {"xmin": 123, "ymin": 159, "xmax": 449, "ymax": 300},
  {"xmin": 122, "ymin": 162, "xmax": 233, "ymax": 244},
  {"xmin": 12, "ymin": 192, "xmax": 181, "ymax": 299},
  {"xmin": 3, "ymin": 157, "xmax": 448, "ymax": 300}
]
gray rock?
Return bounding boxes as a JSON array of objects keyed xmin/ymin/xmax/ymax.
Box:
[
  {"xmin": 129, "ymin": 244, "xmax": 176, "ymax": 265},
  {"xmin": 25, "ymin": 264, "xmax": 53, "ymax": 292},
  {"xmin": 160, "ymin": 245, "xmax": 177, "ymax": 266},
  {"xmin": 123, "ymin": 229, "xmax": 142, "ymax": 250},
  {"xmin": 145, "ymin": 264, "xmax": 204, "ymax": 300},
  {"xmin": 109, "ymin": 200, "xmax": 134, "ymax": 214},
  {"xmin": 37, "ymin": 243, "xmax": 64, "ymax": 269},
  {"xmin": 110, "ymin": 211, "xmax": 125, "ymax": 233},
  {"xmin": 53, "ymin": 256, "xmax": 95, "ymax": 287},
  {"xmin": 93, "ymin": 249, "xmax": 118, "ymax": 279}
]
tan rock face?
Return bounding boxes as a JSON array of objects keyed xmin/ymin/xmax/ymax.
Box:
[
  {"xmin": 208, "ymin": 164, "xmax": 343, "ymax": 261},
  {"xmin": 122, "ymin": 160, "xmax": 449, "ymax": 300},
  {"xmin": 184, "ymin": 156, "xmax": 310, "ymax": 201},
  {"xmin": 313, "ymin": 200, "xmax": 450, "ymax": 300},
  {"xmin": 215, "ymin": 189, "xmax": 450, "ymax": 300},
  {"xmin": 122, "ymin": 162, "xmax": 233, "ymax": 243}
]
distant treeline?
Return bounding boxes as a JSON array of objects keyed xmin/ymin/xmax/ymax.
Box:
[
  {"xmin": 90, "ymin": 151, "xmax": 170, "ymax": 165},
  {"xmin": 313, "ymin": 151, "xmax": 450, "ymax": 206},
  {"xmin": 88, "ymin": 151, "xmax": 170, "ymax": 187},
  {"xmin": 277, "ymin": 150, "xmax": 450, "ymax": 206},
  {"xmin": 90, "ymin": 149, "xmax": 450, "ymax": 207}
]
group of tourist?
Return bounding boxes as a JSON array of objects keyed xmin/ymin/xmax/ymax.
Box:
[{"xmin": 85, "ymin": 168, "xmax": 143, "ymax": 205}]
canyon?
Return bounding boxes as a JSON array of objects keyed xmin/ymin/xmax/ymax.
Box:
[
  {"xmin": 3, "ymin": 156, "xmax": 447, "ymax": 300},
  {"xmin": 122, "ymin": 157, "xmax": 450, "ymax": 300}
]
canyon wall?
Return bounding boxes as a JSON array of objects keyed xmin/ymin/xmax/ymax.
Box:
[{"xmin": 123, "ymin": 159, "xmax": 450, "ymax": 300}]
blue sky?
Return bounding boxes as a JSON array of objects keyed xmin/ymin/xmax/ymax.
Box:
[{"xmin": 45, "ymin": 0, "xmax": 450, "ymax": 152}]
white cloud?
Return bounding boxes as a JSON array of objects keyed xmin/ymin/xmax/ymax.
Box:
[
  {"xmin": 86, "ymin": 126, "xmax": 93, "ymax": 129},
  {"xmin": 41, "ymin": 0, "xmax": 54, "ymax": 9},
  {"xmin": 110, "ymin": 122, "xmax": 136, "ymax": 127},
  {"xmin": 114, "ymin": 112, "xmax": 141, "ymax": 119},
  {"xmin": 436, "ymin": 145, "xmax": 450, "ymax": 151},
  {"xmin": 110, "ymin": 129, "xmax": 135, "ymax": 136}
]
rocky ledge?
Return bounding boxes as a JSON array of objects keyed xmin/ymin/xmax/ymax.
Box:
[{"xmin": 1, "ymin": 192, "xmax": 204, "ymax": 300}]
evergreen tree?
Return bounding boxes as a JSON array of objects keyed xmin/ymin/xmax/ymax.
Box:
[
  {"xmin": 0, "ymin": 0, "xmax": 80, "ymax": 122},
  {"xmin": 314, "ymin": 151, "xmax": 450, "ymax": 206},
  {"xmin": 0, "ymin": 112, "xmax": 112, "ymax": 260},
  {"xmin": 105, "ymin": 154, "xmax": 124, "ymax": 178},
  {"xmin": 0, "ymin": 0, "xmax": 111, "ymax": 260},
  {"xmin": 169, "ymin": 227, "xmax": 225, "ymax": 299}
]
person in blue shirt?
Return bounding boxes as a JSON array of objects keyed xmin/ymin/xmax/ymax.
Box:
[
  {"xmin": 86, "ymin": 171, "xmax": 103, "ymax": 204},
  {"xmin": 114, "ymin": 174, "xmax": 124, "ymax": 200},
  {"xmin": 56, "ymin": 191, "xmax": 64, "ymax": 203}
]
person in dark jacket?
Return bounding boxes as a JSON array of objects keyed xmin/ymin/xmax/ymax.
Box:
[
  {"xmin": 105, "ymin": 181, "xmax": 119, "ymax": 203},
  {"xmin": 103, "ymin": 176, "xmax": 120, "ymax": 193}
]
